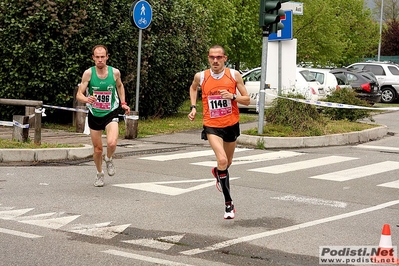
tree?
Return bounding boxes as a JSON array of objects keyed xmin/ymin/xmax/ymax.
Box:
[
  {"xmin": 381, "ymin": 19, "xmax": 399, "ymax": 55},
  {"xmin": 196, "ymin": 0, "xmax": 262, "ymax": 71},
  {"xmin": 294, "ymin": 0, "xmax": 379, "ymax": 67},
  {"xmin": 372, "ymin": 0, "xmax": 399, "ymax": 21}
]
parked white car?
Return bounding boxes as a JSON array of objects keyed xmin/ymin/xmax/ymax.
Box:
[
  {"xmin": 239, "ymin": 67, "xmax": 278, "ymax": 110},
  {"xmin": 307, "ymin": 68, "xmax": 352, "ymax": 95},
  {"xmin": 294, "ymin": 68, "xmax": 326, "ymax": 101},
  {"xmin": 239, "ymin": 67, "xmax": 326, "ymax": 111}
]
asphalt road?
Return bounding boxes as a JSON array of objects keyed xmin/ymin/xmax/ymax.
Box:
[{"xmin": 2, "ymin": 111, "xmax": 399, "ymax": 265}]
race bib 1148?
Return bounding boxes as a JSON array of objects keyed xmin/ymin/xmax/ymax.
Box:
[{"xmin": 208, "ymin": 95, "xmax": 232, "ymax": 118}]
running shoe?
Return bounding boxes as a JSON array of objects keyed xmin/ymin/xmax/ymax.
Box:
[
  {"xmin": 224, "ymin": 203, "xmax": 235, "ymax": 220},
  {"xmin": 104, "ymin": 157, "xmax": 115, "ymax": 176},
  {"xmin": 212, "ymin": 167, "xmax": 222, "ymax": 192},
  {"xmin": 94, "ymin": 172, "xmax": 104, "ymax": 187}
]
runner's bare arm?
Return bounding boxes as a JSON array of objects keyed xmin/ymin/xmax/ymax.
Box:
[{"xmin": 76, "ymin": 69, "xmax": 97, "ymax": 104}]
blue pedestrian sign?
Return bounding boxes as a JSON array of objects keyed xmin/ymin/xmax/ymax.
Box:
[
  {"xmin": 131, "ymin": 0, "xmax": 152, "ymax": 29},
  {"xmin": 269, "ymin": 10, "xmax": 293, "ymax": 41}
]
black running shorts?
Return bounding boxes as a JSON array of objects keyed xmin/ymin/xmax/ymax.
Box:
[
  {"xmin": 201, "ymin": 122, "xmax": 240, "ymax": 142},
  {"xmin": 88, "ymin": 109, "xmax": 119, "ymax": 131}
]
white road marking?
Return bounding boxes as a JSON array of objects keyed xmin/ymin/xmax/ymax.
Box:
[
  {"xmin": 13, "ymin": 212, "xmax": 57, "ymax": 221},
  {"xmin": 309, "ymin": 161, "xmax": 399, "ymax": 181},
  {"xmin": 113, "ymin": 178, "xmax": 240, "ymax": 196},
  {"xmin": 249, "ymin": 156, "xmax": 357, "ymax": 174},
  {"xmin": 140, "ymin": 148, "xmax": 250, "ymax": 161},
  {"xmin": 356, "ymin": 145, "xmax": 399, "ymax": 152},
  {"xmin": 180, "ymin": 200, "xmax": 399, "ymax": 255},
  {"xmin": 192, "ymin": 150, "xmax": 303, "ymax": 167},
  {"xmin": 377, "ymin": 180, "xmax": 399, "ymax": 188},
  {"xmin": 0, "ymin": 208, "xmax": 34, "ymax": 220},
  {"xmin": 0, "ymin": 227, "xmax": 42, "ymax": 239},
  {"xmin": 102, "ymin": 249, "xmax": 194, "ymax": 266},
  {"xmin": 271, "ymin": 195, "xmax": 347, "ymax": 208},
  {"xmin": 68, "ymin": 223, "xmax": 131, "ymax": 239},
  {"xmin": 19, "ymin": 214, "xmax": 81, "ymax": 229},
  {"xmin": 122, "ymin": 234, "xmax": 185, "ymax": 251}
]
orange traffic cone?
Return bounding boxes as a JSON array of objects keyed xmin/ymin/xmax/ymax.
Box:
[{"xmin": 370, "ymin": 224, "xmax": 399, "ymax": 264}]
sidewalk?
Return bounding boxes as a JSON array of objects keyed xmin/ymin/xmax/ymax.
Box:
[{"xmin": 0, "ymin": 111, "xmax": 396, "ymax": 163}]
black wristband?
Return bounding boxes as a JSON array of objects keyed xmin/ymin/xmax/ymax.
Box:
[{"xmin": 190, "ymin": 105, "xmax": 196, "ymax": 110}]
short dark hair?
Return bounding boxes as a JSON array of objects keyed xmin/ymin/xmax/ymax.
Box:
[
  {"xmin": 92, "ymin": 45, "xmax": 108, "ymax": 55},
  {"xmin": 209, "ymin": 45, "xmax": 225, "ymax": 55}
]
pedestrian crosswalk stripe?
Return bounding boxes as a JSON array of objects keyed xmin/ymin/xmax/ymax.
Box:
[
  {"xmin": 191, "ymin": 150, "xmax": 303, "ymax": 167},
  {"xmin": 140, "ymin": 148, "xmax": 250, "ymax": 161},
  {"xmin": 309, "ymin": 161, "xmax": 399, "ymax": 181},
  {"xmin": 377, "ymin": 180, "xmax": 399, "ymax": 189},
  {"xmin": 113, "ymin": 178, "xmax": 240, "ymax": 196},
  {"xmin": 249, "ymin": 156, "xmax": 357, "ymax": 174},
  {"xmin": 356, "ymin": 144, "xmax": 399, "ymax": 152}
]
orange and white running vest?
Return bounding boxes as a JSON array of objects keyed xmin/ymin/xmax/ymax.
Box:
[{"xmin": 200, "ymin": 68, "xmax": 239, "ymax": 128}]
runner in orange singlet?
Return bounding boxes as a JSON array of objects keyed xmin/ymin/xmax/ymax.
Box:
[{"xmin": 188, "ymin": 45, "xmax": 250, "ymax": 219}]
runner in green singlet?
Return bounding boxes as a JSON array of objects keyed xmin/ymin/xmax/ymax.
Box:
[{"xmin": 77, "ymin": 45, "xmax": 130, "ymax": 187}]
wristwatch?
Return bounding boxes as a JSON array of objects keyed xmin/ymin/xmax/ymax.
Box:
[
  {"xmin": 232, "ymin": 94, "xmax": 237, "ymax": 100},
  {"xmin": 190, "ymin": 105, "xmax": 197, "ymax": 110}
]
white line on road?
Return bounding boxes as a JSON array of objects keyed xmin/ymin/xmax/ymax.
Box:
[
  {"xmin": 249, "ymin": 156, "xmax": 357, "ymax": 174},
  {"xmin": 0, "ymin": 227, "xmax": 42, "ymax": 238},
  {"xmin": 270, "ymin": 195, "xmax": 347, "ymax": 208},
  {"xmin": 309, "ymin": 161, "xmax": 399, "ymax": 181},
  {"xmin": 102, "ymin": 249, "xmax": 194, "ymax": 266},
  {"xmin": 356, "ymin": 145, "xmax": 399, "ymax": 152},
  {"xmin": 180, "ymin": 200, "xmax": 399, "ymax": 256},
  {"xmin": 140, "ymin": 148, "xmax": 250, "ymax": 161},
  {"xmin": 192, "ymin": 150, "xmax": 303, "ymax": 167}
]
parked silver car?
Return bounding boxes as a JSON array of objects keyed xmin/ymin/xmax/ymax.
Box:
[{"xmin": 347, "ymin": 61, "xmax": 399, "ymax": 103}]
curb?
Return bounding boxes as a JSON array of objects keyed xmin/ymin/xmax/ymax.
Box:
[
  {"xmin": 237, "ymin": 126, "xmax": 388, "ymax": 149},
  {"xmin": 0, "ymin": 126, "xmax": 389, "ymax": 162},
  {"xmin": 0, "ymin": 144, "xmax": 93, "ymax": 163}
]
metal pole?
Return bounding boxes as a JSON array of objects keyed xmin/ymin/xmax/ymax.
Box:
[
  {"xmin": 377, "ymin": 0, "xmax": 384, "ymax": 61},
  {"xmin": 258, "ymin": 29, "xmax": 269, "ymax": 134},
  {"xmin": 278, "ymin": 40, "xmax": 282, "ymax": 95},
  {"xmin": 135, "ymin": 29, "xmax": 142, "ymax": 112}
]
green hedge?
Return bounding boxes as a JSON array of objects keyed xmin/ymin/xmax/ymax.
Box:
[{"xmin": 0, "ymin": 0, "xmax": 209, "ymax": 122}]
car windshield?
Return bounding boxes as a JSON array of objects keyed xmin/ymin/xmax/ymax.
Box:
[
  {"xmin": 242, "ymin": 69, "xmax": 261, "ymax": 81},
  {"xmin": 300, "ymin": 70, "xmax": 317, "ymax": 82}
]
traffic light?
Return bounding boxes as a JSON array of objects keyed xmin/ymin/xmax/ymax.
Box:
[
  {"xmin": 259, "ymin": 0, "xmax": 290, "ymax": 33},
  {"xmin": 270, "ymin": 9, "xmax": 285, "ymax": 33}
]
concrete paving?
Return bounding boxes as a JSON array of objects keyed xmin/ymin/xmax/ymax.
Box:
[{"xmin": 0, "ymin": 111, "xmax": 396, "ymax": 163}]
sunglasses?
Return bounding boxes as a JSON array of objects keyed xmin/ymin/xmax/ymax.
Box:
[{"xmin": 208, "ymin": 55, "xmax": 225, "ymax": 60}]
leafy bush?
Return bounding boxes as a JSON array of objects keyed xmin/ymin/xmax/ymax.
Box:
[
  {"xmin": 265, "ymin": 94, "xmax": 327, "ymax": 136},
  {"xmin": 0, "ymin": 0, "xmax": 209, "ymax": 122},
  {"xmin": 322, "ymin": 88, "xmax": 372, "ymax": 121}
]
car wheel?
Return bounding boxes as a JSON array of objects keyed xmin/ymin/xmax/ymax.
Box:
[{"xmin": 381, "ymin": 87, "xmax": 396, "ymax": 103}]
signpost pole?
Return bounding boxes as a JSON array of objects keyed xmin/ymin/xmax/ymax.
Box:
[
  {"xmin": 135, "ymin": 29, "xmax": 142, "ymax": 112},
  {"xmin": 127, "ymin": 0, "xmax": 152, "ymax": 139},
  {"xmin": 258, "ymin": 29, "xmax": 269, "ymax": 135}
]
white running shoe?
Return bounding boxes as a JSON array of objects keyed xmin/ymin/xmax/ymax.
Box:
[
  {"xmin": 224, "ymin": 203, "xmax": 235, "ymax": 220},
  {"xmin": 105, "ymin": 157, "xmax": 115, "ymax": 176},
  {"xmin": 94, "ymin": 172, "xmax": 104, "ymax": 187}
]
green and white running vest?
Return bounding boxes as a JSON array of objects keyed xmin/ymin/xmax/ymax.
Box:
[{"xmin": 87, "ymin": 66, "xmax": 120, "ymax": 117}]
